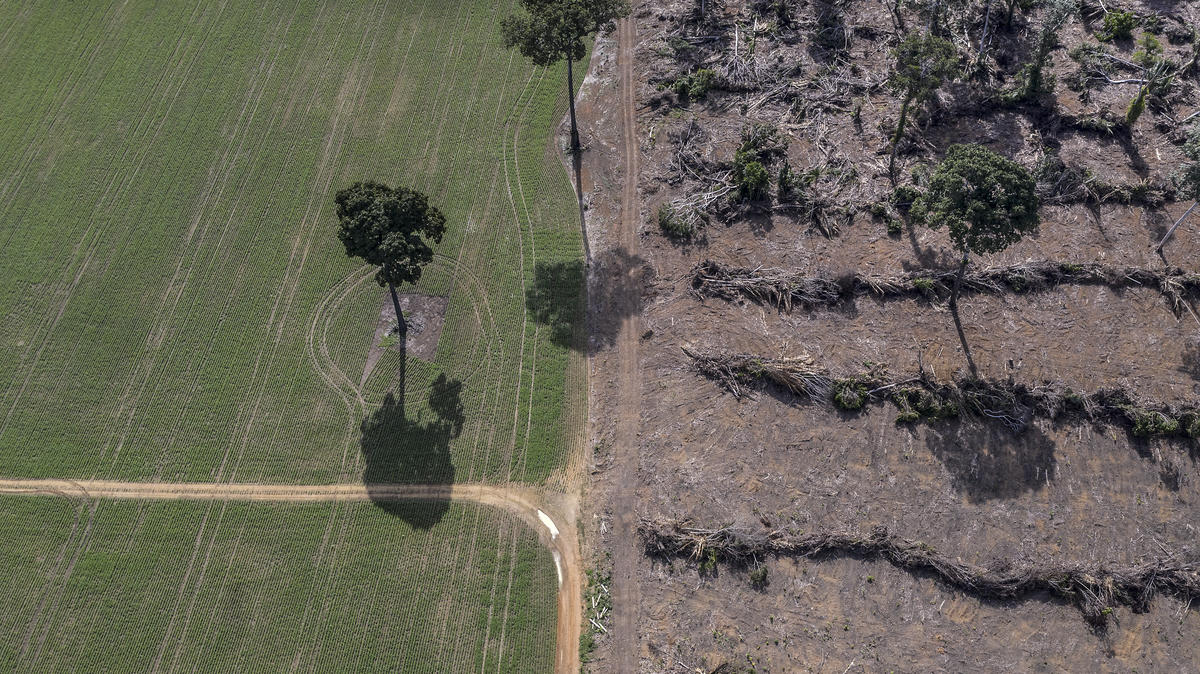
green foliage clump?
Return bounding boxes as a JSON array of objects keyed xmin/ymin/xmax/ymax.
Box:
[
  {"xmin": 1098, "ymin": 11, "xmax": 1137, "ymax": 42},
  {"xmin": 832, "ymin": 378, "xmax": 869, "ymax": 410},
  {"xmin": 913, "ymin": 144, "xmax": 1039, "ymax": 257},
  {"xmin": 738, "ymin": 123, "xmax": 789, "ymax": 161},
  {"xmin": 735, "ymin": 156, "xmax": 771, "ymax": 201},
  {"xmin": 912, "ymin": 277, "xmax": 936, "ymax": 294},
  {"xmin": 1176, "ymin": 126, "xmax": 1200, "ymax": 201},
  {"xmin": 777, "ymin": 159, "xmax": 797, "ymax": 201},
  {"xmin": 1010, "ymin": 0, "xmax": 1078, "ymax": 100},
  {"xmin": 887, "ymin": 35, "xmax": 959, "ymax": 174},
  {"xmin": 891, "ymin": 184, "xmax": 922, "ymax": 212},
  {"xmin": 671, "ymin": 68, "xmax": 719, "ymax": 100},
  {"xmin": 749, "ymin": 564, "xmax": 769, "ymax": 589},
  {"xmin": 657, "ymin": 203, "xmax": 698, "ymax": 239},
  {"xmin": 892, "ymin": 387, "xmax": 958, "ymax": 423},
  {"xmin": 1181, "ymin": 411, "xmax": 1200, "ymax": 438},
  {"xmin": 335, "ymin": 181, "xmax": 447, "ymax": 289},
  {"xmin": 1125, "ymin": 407, "xmax": 1179, "ymax": 437},
  {"xmin": 1133, "ymin": 33, "xmax": 1163, "ymax": 67}
]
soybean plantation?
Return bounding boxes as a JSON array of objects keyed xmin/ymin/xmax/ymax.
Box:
[
  {"xmin": 0, "ymin": 0, "xmax": 585, "ymax": 487},
  {"xmin": 0, "ymin": 495, "xmax": 557, "ymax": 673}
]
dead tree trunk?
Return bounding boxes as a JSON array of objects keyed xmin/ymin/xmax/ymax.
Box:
[{"xmin": 567, "ymin": 56, "xmax": 581, "ymax": 155}]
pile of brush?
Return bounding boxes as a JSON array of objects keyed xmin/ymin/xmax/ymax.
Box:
[{"xmin": 639, "ymin": 517, "xmax": 1200, "ymax": 627}]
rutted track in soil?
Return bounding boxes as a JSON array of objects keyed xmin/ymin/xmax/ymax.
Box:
[{"xmin": 0, "ymin": 478, "xmax": 582, "ymax": 674}]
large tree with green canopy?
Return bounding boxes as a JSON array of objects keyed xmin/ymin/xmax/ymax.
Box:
[
  {"xmin": 914, "ymin": 144, "xmax": 1040, "ymax": 308},
  {"xmin": 501, "ymin": 0, "xmax": 631, "ymax": 154},
  {"xmin": 334, "ymin": 181, "xmax": 447, "ymax": 348}
]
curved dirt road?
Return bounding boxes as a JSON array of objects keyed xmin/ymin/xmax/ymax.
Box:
[{"xmin": 0, "ymin": 479, "xmax": 582, "ymax": 674}]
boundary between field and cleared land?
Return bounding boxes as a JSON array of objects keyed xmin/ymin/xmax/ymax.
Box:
[{"xmin": 0, "ymin": 479, "xmax": 582, "ymax": 674}]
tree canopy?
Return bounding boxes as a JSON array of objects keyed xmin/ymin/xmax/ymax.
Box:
[
  {"xmin": 915, "ymin": 144, "xmax": 1039, "ymax": 256},
  {"xmin": 501, "ymin": 0, "xmax": 629, "ymax": 66},
  {"xmin": 334, "ymin": 181, "xmax": 447, "ymax": 289},
  {"xmin": 888, "ymin": 34, "xmax": 959, "ymax": 101}
]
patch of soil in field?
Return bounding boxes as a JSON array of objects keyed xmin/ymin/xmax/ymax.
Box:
[{"xmin": 361, "ymin": 293, "xmax": 448, "ymax": 385}]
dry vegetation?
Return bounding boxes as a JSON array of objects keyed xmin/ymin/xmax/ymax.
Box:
[{"xmin": 584, "ymin": 0, "xmax": 1200, "ymax": 669}]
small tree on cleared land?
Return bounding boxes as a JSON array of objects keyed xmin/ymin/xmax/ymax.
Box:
[
  {"xmin": 913, "ymin": 144, "xmax": 1039, "ymax": 308},
  {"xmin": 1012, "ymin": 0, "xmax": 1077, "ymax": 100},
  {"xmin": 888, "ymin": 34, "xmax": 959, "ymax": 178},
  {"xmin": 502, "ymin": 0, "xmax": 631, "ymax": 154},
  {"xmin": 1156, "ymin": 126, "xmax": 1200, "ymax": 251},
  {"xmin": 334, "ymin": 181, "xmax": 447, "ymax": 347}
]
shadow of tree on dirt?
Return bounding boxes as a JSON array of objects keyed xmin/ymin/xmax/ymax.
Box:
[
  {"xmin": 926, "ymin": 421, "xmax": 1056, "ymax": 503},
  {"xmin": 527, "ymin": 247, "xmax": 649, "ymax": 352},
  {"xmin": 360, "ymin": 373, "xmax": 464, "ymax": 528}
]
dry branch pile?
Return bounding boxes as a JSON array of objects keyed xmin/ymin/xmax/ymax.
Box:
[
  {"xmin": 691, "ymin": 259, "xmax": 1200, "ymax": 315},
  {"xmin": 683, "ymin": 347, "xmax": 1200, "ymax": 438},
  {"xmin": 639, "ymin": 517, "xmax": 1200, "ymax": 627}
]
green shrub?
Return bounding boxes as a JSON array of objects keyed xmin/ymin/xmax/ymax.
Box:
[
  {"xmin": 892, "ymin": 387, "xmax": 958, "ymax": 423},
  {"xmin": 777, "ymin": 159, "xmax": 797, "ymax": 201},
  {"xmin": 749, "ymin": 565, "xmax": 769, "ymax": 588},
  {"xmin": 657, "ymin": 203, "xmax": 697, "ymax": 238},
  {"xmin": 735, "ymin": 157, "xmax": 771, "ymax": 201},
  {"xmin": 1099, "ymin": 11, "xmax": 1137, "ymax": 42},
  {"xmin": 887, "ymin": 218, "xmax": 903, "ymax": 235},
  {"xmin": 1181, "ymin": 411, "xmax": 1200, "ymax": 438},
  {"xmin": 891, "ymin": 184, "xmax": 922, "ymax": 212},
  {"xmin": 671, "ymin": 68, "xmax": 718, "ymax": 100},
  {"xmin": 912, "ymin": 277, "xmax": 936, "ymax": 294},
  {"xmin": 1133, "ymin": 33, "xmax": 1163, "ymax": 67},
  {"xmin": 1126, "ymin": 407, "xmax": 1179, "ymax": 437},
  {"xmin": 832, "ymin": 378, "xmax": 869, "ymax": 410}
]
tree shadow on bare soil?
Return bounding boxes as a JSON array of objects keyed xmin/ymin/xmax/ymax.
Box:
[
  {"xmin": 527, "ymin": 247, "xmax": 648, "ymax": 352},
  {"xmin": 925, "ymin": 420, "xmax": 1056, "ymax": 503},
  {"xmin": 360, "ymin": 373, "xmax": 465, "ymax": 528}
]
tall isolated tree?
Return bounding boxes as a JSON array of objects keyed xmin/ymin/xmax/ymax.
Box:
[
  {"xmin": 888, "ymin": 34, "xmax": 959, "ymax": 178},
  {"xmin": 502, "ymin": 0, "xmax": 631, "ymax": 154},
  {"xmin": 334, "ymin": 181, "xmax": 447, "ymax": 345},
  {"xmin": 914, "ymin": 144, "xmax": 1040, "ymax": 309}
]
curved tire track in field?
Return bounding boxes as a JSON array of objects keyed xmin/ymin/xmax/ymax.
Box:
[{"xmin": 0, "ymin": 478, "xmax": 582, "ymax": 674}]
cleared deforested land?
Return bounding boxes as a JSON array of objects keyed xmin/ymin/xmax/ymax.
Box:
[
  {"xmin": 0, "ymin": 0, "xmax": 584, "ymax": 670},
  {"xmin": 0, "ymin": 495, "xmax": 557, "ymax": 673}
]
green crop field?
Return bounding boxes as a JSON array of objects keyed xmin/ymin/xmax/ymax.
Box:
[
  {"xmin": 0, "ymin": 495, "xmax": 558, "ymax": 673},
  {"xmin": 0, "ymin": 0, "xmax": 585, "ymax": 671},
  {"xmin": 0, "ymin": 0, "xmax": 586, "ymax": 487}
]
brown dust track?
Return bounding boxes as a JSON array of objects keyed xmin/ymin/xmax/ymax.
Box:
[
  {"xmin": 610, "ymin": 16, "xmax": 643, "ymax": 674},
  {"xmin": 0, "ymin": 478, "xmax": 582, "ymax": 674}
]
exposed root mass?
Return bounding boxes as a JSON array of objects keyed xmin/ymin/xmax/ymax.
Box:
[{"xmin": 639, "ymin": 517, "xmax": 1200, "ymax": 628}]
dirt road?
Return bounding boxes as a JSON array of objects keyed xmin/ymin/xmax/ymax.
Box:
[
  {"xmin": 609, "ymin": 15, "xmax": 643, "ymax": 674},
  {"xmin": 0, "ymin": 478, "xmax": 582, "ymax": 674}
]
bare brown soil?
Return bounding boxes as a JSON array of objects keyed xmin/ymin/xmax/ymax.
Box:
[
  {"xmin": 581, "ymin": 0, "xmax": 1200, "ymax": 671},
  {"xmin": 361, "ymin": 292, "xmax": 449, "ymax": 385},
  {"xmin": 0, "ymin": 478, "xmax": 582, "ymax": 674}
]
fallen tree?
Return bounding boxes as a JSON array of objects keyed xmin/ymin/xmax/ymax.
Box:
[
  {"xmin": 639, "ymin": 517, "xmax": 1200, "ymax": 627},
  {"xmin": 683, "ymin": 347, "xmax": 1200, "ymax": 437},
  {"xmin": 690, "ymin": 259, "xmax": 1200, "ymax": 316}
]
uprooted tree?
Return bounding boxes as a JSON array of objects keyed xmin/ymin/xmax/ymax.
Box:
[
  {"xmin": 502, "ymin": 0, "xmax": 630, "ymax": 154},
  {"xmin": 887, "ymin": 33, "xmax": 959, "ymax": 178},
  {"xmin": 334, "ymin": 181, "xmax": 447, "ymax": 363}
]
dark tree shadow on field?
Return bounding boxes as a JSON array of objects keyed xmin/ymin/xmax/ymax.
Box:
[
  {"xmin": 926, "ymin": 421, "xmax": 1056, "ymax": 502},
  {"xmin": 360, "ymin": 374, "xmax": 464, "ymax": 528},
  {"xmin": 527, "ymin": 247, "xmax": 648, "ymax": 352}
]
